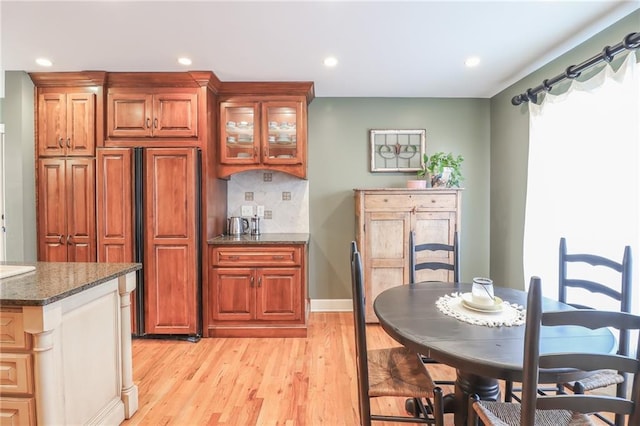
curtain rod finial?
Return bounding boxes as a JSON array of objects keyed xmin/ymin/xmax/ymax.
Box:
[{"xmin": 511, "ymin": 94, "xmax": 526, "ymax": 106}]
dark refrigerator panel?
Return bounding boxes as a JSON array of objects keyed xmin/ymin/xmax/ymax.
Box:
[{"xmin": 97, "ymin": 147, "xmax": 202, "ymax": 339}]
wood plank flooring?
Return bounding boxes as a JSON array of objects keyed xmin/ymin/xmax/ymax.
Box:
[{"xmin": 122, "ymin": 312, "xmax": 612, "ymax": 426}]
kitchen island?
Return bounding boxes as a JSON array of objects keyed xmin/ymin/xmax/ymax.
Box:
[{"xmin": 0, "ymin": 262, "xmax": 141, "ymax": 425}]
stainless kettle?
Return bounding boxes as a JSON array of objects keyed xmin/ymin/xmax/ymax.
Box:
[{"xmin": 227, "ymin": 217, "xmax": 249, "ymax": 235}]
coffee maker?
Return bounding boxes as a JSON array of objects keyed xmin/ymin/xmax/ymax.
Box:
[{"xmin": 250, "ymin": 215, "xmax": 261, "ymax": 236}]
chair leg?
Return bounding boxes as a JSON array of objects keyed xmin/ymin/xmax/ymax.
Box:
[
  {"xmin": 434, "ymin": 387, "xmax": 444, "ymax": 426},
  {"xmin": 504, "ymin": 380, "xmax": 513, "ymax": 402},
  {"xmin": 467, "ymin": 394, "xmax": 479, "ymax": 426}
]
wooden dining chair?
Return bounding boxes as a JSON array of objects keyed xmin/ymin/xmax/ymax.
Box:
[
  {"xmin": 468, "ymin": 276, "xmax": 640, "ymax": 426},
  {"xmin": 350, "ymin": 242, "xmax": 444, "ymax": 426},
  {"xmin": 409, "ymin": 231, "xmax": 459, "ymax": 386},
  {"xmin": 505, "ymin": 238, "xmax": 633, "ymax": 425},
  {"xmin": 409, "ymin": 231, "xmax": 460, "ymax": 284},
  {"xmin": 559, "ymin": 237, "xmax": 633, "ymax": 426}
]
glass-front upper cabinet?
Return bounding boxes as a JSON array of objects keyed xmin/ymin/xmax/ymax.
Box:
[
  {"xmin": 218, "ymin": 91, "xmax": 310, "ymax": 179},
  {"xmin": 220, "ymin": 102, "xmax": 260, "ymax": 164},
  {"xmin": 262, "ymin": 102, "xmax": 303, "ymax": 165}
]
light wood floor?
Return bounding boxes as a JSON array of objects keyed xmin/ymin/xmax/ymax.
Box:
[{"xmin": 122, "ymin": 312, "xmax": 612, "ymax": 426}]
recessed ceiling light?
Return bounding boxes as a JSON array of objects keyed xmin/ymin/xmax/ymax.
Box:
[
  {"xmin": 178, "ymin": 57, "xmax": 192, "ymax": 66},
  {"xmin": 36, "ymin": 58, "xmax": 53, "ymax": 67},
  {"xmin": 465, "ymin": 56, "xmax": 481, "ymax": 68},
  {"xmin": 323, "ymin": 56, "xmax": 338, "ymax": 67}
]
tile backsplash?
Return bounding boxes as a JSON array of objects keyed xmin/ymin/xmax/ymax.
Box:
[{"xmin": 227, "ymin": 170, "xmax": 309, "ymax": 233}]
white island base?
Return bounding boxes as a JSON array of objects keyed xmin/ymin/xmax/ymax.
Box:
[{"xmin": 1, "ymin": 268, "xmax": 138, "ymax": 425}]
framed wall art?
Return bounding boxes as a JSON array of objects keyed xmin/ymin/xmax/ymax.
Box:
[{"xmin": 369, "ymin": 129, "xmax": 426, "ymax": 172}]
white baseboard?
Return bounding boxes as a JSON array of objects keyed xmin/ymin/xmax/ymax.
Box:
[{"xmin": 310, "ymin": 299, "xmax": 352, "ymax": 312}]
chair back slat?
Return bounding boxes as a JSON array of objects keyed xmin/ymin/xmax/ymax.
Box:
[
  {"xmin": 536, "ymin": 395, "xmax": 634, "ymax": 416},
  {"xmin": 539, "ymin": 353, "xmax": 639, "ymax": 375}
]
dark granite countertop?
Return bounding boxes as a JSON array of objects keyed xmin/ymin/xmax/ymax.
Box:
[
  {"xmin": 208, "ymin": 233, "xmax": 310, "ymax": 245},
  {"xmin": 0, "ymin": 262, "xmax": 142, "ymax": 307}
]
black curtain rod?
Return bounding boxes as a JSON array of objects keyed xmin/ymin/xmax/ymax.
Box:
[{"xmin": 511, "ymin": 32, "xmax": 640, "ymax": 106}]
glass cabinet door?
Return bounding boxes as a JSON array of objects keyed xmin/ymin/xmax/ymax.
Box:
[
  {"xmin": 220, "ymin": 102, "xmax": 259, "ymax": 163},
  {"xmin": 262, "ymin": 102, "xmax": 303, "ymax": 164}
]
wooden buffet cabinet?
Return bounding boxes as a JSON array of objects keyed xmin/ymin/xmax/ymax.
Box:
[
  {"xmin": 354, "ymin": 188, "xmax": 462, "ymax": 322},
  {"xmin": 208, "ymin": 235, "xmax": 309, "ymax": 337}
]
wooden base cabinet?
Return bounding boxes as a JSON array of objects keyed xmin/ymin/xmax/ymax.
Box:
[
  {"xmin": 354, "ymin": 188, "xmax": 462, "ymax": 322},
  {"xmin": 208, "ymin": 245, "xmax": 308, "ymax": 337}
]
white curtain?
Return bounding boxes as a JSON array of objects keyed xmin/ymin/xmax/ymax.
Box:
[{"xmin": 523, "ymin": 51, "xmax": 639, "ymax": 313}]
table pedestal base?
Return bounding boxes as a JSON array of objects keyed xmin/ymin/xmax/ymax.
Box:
[{"xmin": 453, "ymin": 370, "xmax": 501, "ymax": 426}]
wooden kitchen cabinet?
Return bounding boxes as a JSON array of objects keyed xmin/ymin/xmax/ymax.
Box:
[
  {"xmin": 30, "ymin": 73, "xmax": 106, "ymax": 264},
  {"xmin": 37, "ymin": 158, "xmax": 96, "ymax": 262},
  {"xmin": 37, "ymin": 91, "xmax": 96, "ymax": 157},
  {"xmin": 354, "ymin": 188, "xmax": 462, "ymax": 322},
  {"xmin": 107, "ymin": 88, "xmax": 198, "ymax": 139},
  {"xmin": 208, "ymin": 244, "xmax": 308, "ymax": 337},
  {"xmin": 217, "ymin": 82, "xmax": 314, "ymax": 179}
]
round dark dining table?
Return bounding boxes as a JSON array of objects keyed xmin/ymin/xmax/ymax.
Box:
[{"xmin": 373, "ymin": 281, "xmax": 616, "ymax": 426}]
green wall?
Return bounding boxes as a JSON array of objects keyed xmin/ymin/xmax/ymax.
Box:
[
  {"xmin": 489, "ymin": 10, "xmax": 639, "ymax": 290},
  {"xmin": 0, "ymin": 72, "xmax": 37, "ymax": 261},
  {"xmin": 308, "ymin": 98, "xmax": 491, "ymax": 299}
]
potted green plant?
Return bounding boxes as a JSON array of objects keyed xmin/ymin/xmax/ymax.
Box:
[{"xmin": 421, "ymin": 152, "xmax": 464, "ymax": 188}]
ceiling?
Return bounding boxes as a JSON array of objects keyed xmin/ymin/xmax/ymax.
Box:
[{"xmin": 2, "ymin": 1, "xmax": 639, "ymax": 98}]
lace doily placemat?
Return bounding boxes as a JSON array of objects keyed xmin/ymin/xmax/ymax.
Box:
[{"xmin": 435, "ymin": 292, "xmax": 525, "ymax": 327}]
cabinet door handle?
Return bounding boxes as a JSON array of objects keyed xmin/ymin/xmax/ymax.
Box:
[
  {"xmin": 146, "ymin": 118, "xmax": 151, "ymax": 128},
  {"xmin": 154, "ymin": 118, "xmax": 158, "ymax": 129},
  {"xmin": 58, "ymin": 137, "xmax": 64, "ymax": 148},
  {"xmin": 250, "ymin": 276, "xmax": 255, "ymax": 287},
  {"xmin": 66, "ymin": 137, "xmax": 71, "ymax": 148},
  {"xmin": 258, "ymin": 277, "xmax": 262, "ymax": 287},
  {"xmin": 58, "ymin": 235, "xmax": 64, "ymax": 245},
  {"xmin": 67, "ymin": 235, "xmax": 72, "ymax": 245},
  {"xmin": 272, "ymin": 255, "xmax": 284, "ymax": 260},
  {"xmin": 228, "ymin": 255, "xmax": 239, "ymax": 260}
]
